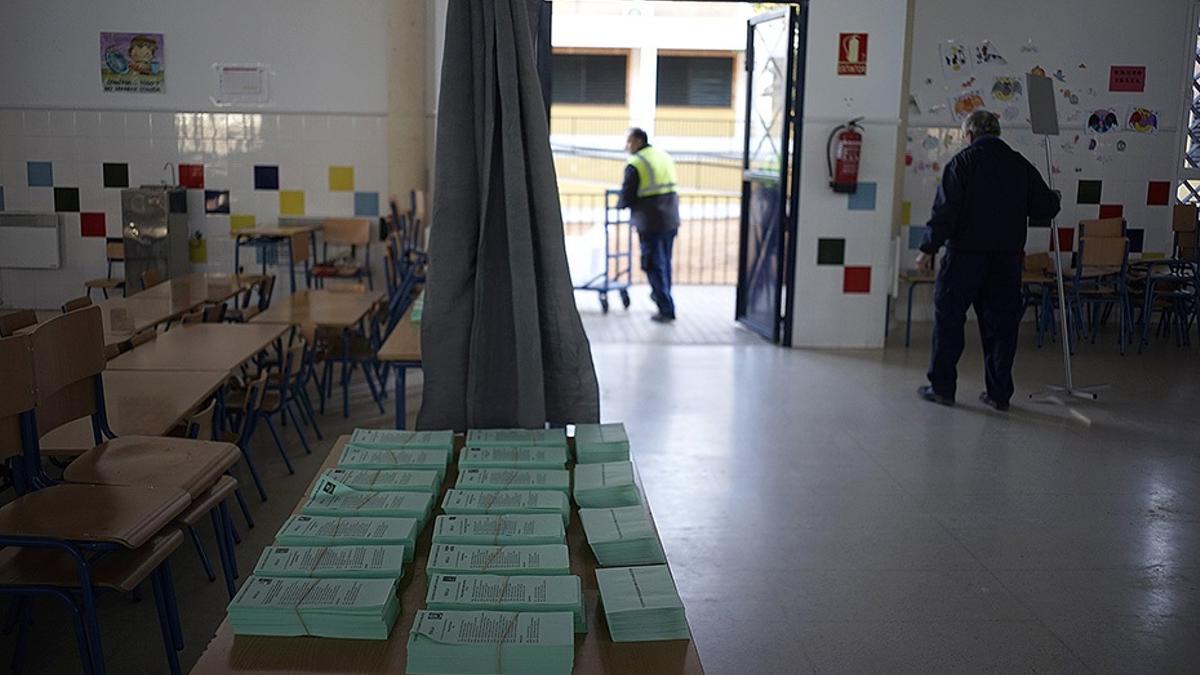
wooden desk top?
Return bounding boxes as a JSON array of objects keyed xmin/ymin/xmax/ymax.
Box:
[
  {"xmin": 236, "ymin": 225, "xmax": 321, "ymax": 239},
  {"xmin": 250, "ymin": 289, "xmax": 384, "ymax": 329},
  {"xmin": 99, "ymin": 296, "xmax": 193, "ymax": 340},
  {"xmin": 190, "ymin": 435, "xmax": 704, "ymax": 675},
  {"xmin": 137, "ymin": 273, "xmax": 258, "ymax": 306},
  {"xmin": 38, "ymin": 370, "xmax": 228, "ymax": 454},
  {"xmin": 107, "ymin": 323, "xmax": 287, "ymax": 373},
  {"xmin": 377, "ymin": 310, "xmax": 421, "ymax": 363}
]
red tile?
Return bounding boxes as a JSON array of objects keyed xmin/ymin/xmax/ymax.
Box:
[
  {"xmin": 80, "ymin": 212, "xmax": 106, "ymax": 237},
  {"xmin": 1051, "ymin": 227, "xmax": 1074, "ymax": 252},
  {"xmin": 843, "ymin": 266, "xmax": 871, "ymax": 294},
  {"xmin": 179, "ymin": 164, "xmax": 205, "ymax": 189},
  {"xmin": 1146, "ymin": 181, "xmax": 1171, "ymax": 206},
  {"xmin": 1098, "ymin": 204, "xmax": 1124, "ymax": 219}
]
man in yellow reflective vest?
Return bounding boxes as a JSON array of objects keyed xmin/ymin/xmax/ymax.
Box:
[{"xmin": 617, "ymin": 128, "xmax": 681, "ymax": 322}]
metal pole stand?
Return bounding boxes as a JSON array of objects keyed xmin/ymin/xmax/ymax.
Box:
[{"xmin": 1030, "ymin": 135, "xmax": 1109, "ymax": 407}]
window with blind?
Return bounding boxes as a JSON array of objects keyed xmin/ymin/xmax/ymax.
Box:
[
  {"xmin": 551, "ymin": 54, "xmax": 628, "ymax": 105},
  {"xmin": 656, "ymin": 56, "xmax": 734, "ymax": 107}
]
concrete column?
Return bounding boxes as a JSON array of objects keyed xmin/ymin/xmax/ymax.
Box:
[
  {"xmin": 629, "ymin": 45, "xmax": 658, "ymax": 138},
  {"xmin": 387, "ymin": 0, "xmax": 428, "ymax": 201}
]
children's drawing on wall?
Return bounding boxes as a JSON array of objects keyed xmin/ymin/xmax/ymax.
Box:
[
  {"xmin": 101, "ymin": 32, "xmax": 165, "ymax": 94},
  {"xmin": 974, "ymin": 40, "xmax": 1007, "ymax": 66},
  {"xmin": 1086, "ymin": 108, "xmax": 1120, "ymax": 134},
  {"xmin": 991, "ymin": 76, "xmax": 1023, "ymax": 104},
  {"xmin": 939, "ymin": 42, "xmax": 971, "ymax": 78},
  {"xmin": 950, "ymin": 90, "xmax": 985, "ymax": 121},
  {"xmin": 1126, "ymin": 107, "xmax": 1159, "ymax": 134}
]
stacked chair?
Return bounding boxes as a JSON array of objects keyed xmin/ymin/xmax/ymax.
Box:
[
  {"xmin": 1066, "ymin": 218, "xmax": 1131, "ymax": 354},
  {"xmin": 1134, "ymin": 204, "xmax": 1199, "ymax": 351}
]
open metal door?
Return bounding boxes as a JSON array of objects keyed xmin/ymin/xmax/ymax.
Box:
[{"xmin": 735, "ymin": 5, "xmax": 804, "ymax": 344}]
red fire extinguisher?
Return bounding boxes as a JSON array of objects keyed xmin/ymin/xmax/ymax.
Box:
[{"xmin": 827, "ymin": 117, "xmax": 864, "ymax": 194}]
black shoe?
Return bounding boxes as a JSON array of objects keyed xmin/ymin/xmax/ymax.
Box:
[
  {"xmin": 917, "ymin": 385, "xmax": 954, "ymax": 407},
  {"xmin": 650, "ymin": 313, "xmax": 676, "ymax": 323},
  {"xmin": 979, "ymin": 392, "xmax": 1010, "ymax": 411}
]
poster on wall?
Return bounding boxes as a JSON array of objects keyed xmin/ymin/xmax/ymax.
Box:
[
  {"xmin": 1086, "ymin": 108, "xmax": 1120, "ymax": 134},
  {"xmin": 837, "ymin": 33, "xmax": 868, "ymax": 76},
  {"xmin": 939, "ymin": 41, "xmax": 972, "ymax": 79},
  {"xmin": 213, "ymin": 63, "xmax": 270, "ymax": 106},
  {"xmin": 100, "ymin": 32, "xmax": 164, "ymax": 94},
  {"xmin": 950, "ymin": 90, "xmax": 985, "ymax": 121},
  {"xmin": 990, "ymin": 76, "xmax": 1023, "ymax": 104},
  {"xmin": 1126, "ymin": 106, "xmax": 1159, "ymax": 134}
]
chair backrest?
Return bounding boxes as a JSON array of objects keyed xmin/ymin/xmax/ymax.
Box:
[
  {"xmin": 28, "ymin": 306, "xmax": 107, "ymax": 438},
  {"xmin": 1078, "ymin": 218, "xmax": 1126, "ymax": 238},
  {"xmin": 61, "ymin": 296, "xmax": 93, "ymax": 313},
  {"xmin": 291, "ymin": 231, "xmax": 311, "ymax": 264},
  {"xmin": 0, "ymin": 310, "xmax": 38, "ymax": 337},
  {"xmin": 1078, "ymin": 236, "xmax": 1129, "ymax": 268},
  {"xmin": 322, "ymin": 218, "xmax": 371, "ymax": 247},
  {"xmin": 182, "ymin": 305, "xmax": 224, "ymax": 324},
  {"xmin": 186, "ymin": 400, "xmax": 218, "ymax": 441},
  {"xmin": 105, "ymin": 238, "xmax": 125, "ymax": 263},
  {"xmin": 1023, "ymin": 252, "xmax": 1052, "ymax": 273},
  {"xmin": 258, "ymin": 275, "xmax": 277, "ymax": 310},
  {"xmin": 0, "ymin": 333, "xmax": 36, "ymax": 459},
  {"xmin": 141, "ymin": 268, "xmax": 163, "ymax": 289},
  {"xmin": 1172, "ymin": 204, "xmax": 1197, "ymax": 233}
]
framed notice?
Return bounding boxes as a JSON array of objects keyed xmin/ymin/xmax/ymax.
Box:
[
  {"xmin": 213, "ymin": 63, "xmax": 270, "ymax": 106},
  {"xmin": 838, "ymin": 33, "xmax": 868, "ymax": 76}
]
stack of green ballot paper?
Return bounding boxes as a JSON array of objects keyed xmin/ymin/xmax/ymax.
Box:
[
  {"xmin": 349, "ymin": 428, "xmax": 453, "ymax": 451},
  {"xmin": 573, "ymin": 422, "xmax": 630, "ymax": 464},
  {"xmin": 596, "ymin": 565, "xmax": 690, "ymax": 642},
  {"xmin": 229, "ymin": 576, "xmax": 401, "ymax": 640},
  {"xmin": 302, "ymin": 491, "xmax": 432, "ymax": 524},
  {"xmin": 572, "ymin": 461, "xmax": 642, "ymax": 508},
  {"xmin": 252, "ymin": 545, "xmax": 405, "ymax": 579},
  {"xmin": 432, "ymin": 514, "xmax": 565, "ymax": 546},
  {"xmin": 410, "ymin": 291, "xmax": 424, "ymax": 323},
  {"xmin": 441, "ymin": 489, "xmax": 570, "ymax": 526},
  {"xmin": 336, "ymin": 444, "xmax": 449, "ymax": 481},
  {"xmin": 579, "ymin": 506, "xmax": 666, "ymax": 566},
  {"xmin": 276, "ymin": 515, "xmax": 418, "ymax": 562},
  {"xmin": 456, "ymin": 468, "xmax": 570, "ymax": 494},
  {"xmin": 459, "ymin": 446, "xmax": 568, "ymax": 470},
  {"xmin": 406, "ymin": 610, "xmax": 574, "ymax": 675},
  {"xmin": 314, "ymin": 468, "xmax": 441, "ymax": 495},
  {"xmin": 427, "ymin": 574, "xmax": 586, "ymax": 633},
  {"xmin": 427, "ymin": 544, "xmax": 570, "ymax": 576},
  {"xmin": 466, "ymin": 428, "xmax": 567, "ymax": 448}
]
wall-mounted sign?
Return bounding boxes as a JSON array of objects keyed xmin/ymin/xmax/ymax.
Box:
[
  {"xmin": 101, "ymin": 32, "xmax": 165, "ymax": 94},
  {"xmin": 838, "ymin": 33, "xmax": 868, "ymax": 76},
  {"xmin": 1109, "ymin": 65, "xmax": 1146, "ymax": 93},
  {"xmin": 214, "ymin": 63, "xmax": 270, "ymax": 106}
]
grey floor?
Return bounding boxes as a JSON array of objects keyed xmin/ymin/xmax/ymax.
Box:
[{"xmin": 4, "ymin": 291, "xmax": 1199, "ymax": 674}]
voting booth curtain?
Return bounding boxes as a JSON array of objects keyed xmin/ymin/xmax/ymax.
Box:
[{"xmin": 417, "ymin": 0, "xmax": 600, "ymax": 431}]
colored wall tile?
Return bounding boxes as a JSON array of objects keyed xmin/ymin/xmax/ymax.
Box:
[
  {"xmin": 189, "ymin": 237, "xmax": 208, "ymax": 264},
  {"xmin": 843, "ymin": 266, "xmax": 871, "ymax": 293},
  {"xmin": 354, "ymin": 191, "xmax": 380, "ymax": 217},
  {"xmin": 279, "ymin": 190, "xmax": 305, "ymax": 215},
  {"xmin": 900, "ymin": 200, "xmax": 912, "ymax": 225},
  {"xmin": 179, "ymin": 164, "xmax": 205, "ymax": 189},
  {"xmin": 230, "ymin": 214, "xmax": 257, "ymax": 232},
  {"xmin": 27, "ymin": 161, "xmax": 53, "ymax": 187},
  {"xmin": 1098, "ymin": 204, "xmax": 1124, "ymax": 219},
  {"xmin": 908, "ymin": 225, "xmax": 929, "ymax": 249},
  {"xmin": 53, "ymin": 187, "xmax": 80, "ymax": 212},
  {"xmin": 816, "ymin": 238, "xmax": 845, "ymax": 265},
  {"xmin": 254, "ymin": 165, "xmax": 279, "ymax": 190},
  {"xmin": 205, "ymin": 190, "xmax": 230, "ymax": 214},
  {"xmin": 80, "ymin": 212, "xmax": 106, "ymax": 237},
  {"xmin": 847, "ymin": 182, "xmax": 877, "ymax": 211},
  {"xmin": 1051, "ymin": 227, "xmax": 1074, "ymax": 252},
  {"xmin": 102, "ymin": 163, "xmax": 129, "ymax": 188},
  {"xmin": 1076, "ymin": 179, "xmax": 1102, "ymax": 205},
  {"xmin": 1128, "ymin": 228, "xmax": 1145, "ymax": 253},
  {"xmin": 328, "ymin": 166, "xmax": 354, "ymax": 192},
  {"xmin": 1146, "ymin": 181, "xmax": 1171, "ymax": 206}
]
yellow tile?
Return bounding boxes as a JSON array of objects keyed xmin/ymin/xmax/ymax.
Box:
[
  {"xmin": 230, "ymin": 214, "xmax": 257, "ymax": 232},
  {"xmin": 328, "ymin": 166, "xmax": 354, "ymax": 192},
  {"xmin": 280, "ymin": 190, "xmax": 305, "ymax": 215},
  {"xmin": 900, "ymin": 200, "xmax": 912, "ymax": 226}
]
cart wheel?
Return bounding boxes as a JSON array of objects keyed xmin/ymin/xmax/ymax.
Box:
[
  {"xmin": 619, "ymin": 290, "xmax": 631, "ymax": 309},
  {"xmin": 600, "ymin": 295, "xmax": 610, "ymax": 314}
]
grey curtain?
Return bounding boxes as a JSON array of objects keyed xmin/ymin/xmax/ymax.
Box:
[{"xmin": 417, "ymin": 0, "xmax": 600, "ymax": 431}]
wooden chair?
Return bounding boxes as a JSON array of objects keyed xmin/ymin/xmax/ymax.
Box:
[
  {"xmin": 129, "ymin": 329, "xmax": 158, "ymax": 349},
  {"xmin": 0, "ymin": 309, "xmax": 37, "ymax": 337},
  {"xmin": 312, "ymin": 218, "xmax": 373, "ymax": 290},
  {"xmin": 225, "ymin": 275, "xmax": 276, "ymax": 323},
  {"xmin": 1078, "ymin": 217, "xmax": 1126, "ymax": 239},
  {"xmin": 216, "ymin": 371, "xmax": 274, "ymax": 501},
  {"xmin": 1069, "ymin": 236, "xmax": 1131, "ymax": 353},
  {"xmin": 1134, "ymin": 205, "xmax": 1199, "ymax": 351},
  {"xmin": 61, "ymin": 296, "xmax": 93, "ymax": 313},
  {"xmin": 181, "ymin": 304, "xmax": 227, "ymax": 324},
  {"xmin": 0, "ymin": 331, "xmax": 193, "ymax": 674},
  {"xmin": 317, "ymin": 298, "xmax": 388, "ymax": 416},
  {"xmin": 84, "ymin": 238, "xmax": 126, "ymax": 299},
  {"xmin": 140, "ymin": 268, "xmax": 163, "ymax": 291},
  {"xmin": 1022, "ymin": 252, "xmax": 1055, "ymax": 347}
]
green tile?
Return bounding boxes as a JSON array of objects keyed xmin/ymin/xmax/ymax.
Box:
[{"xmin": 817, "ymin": 238, "xmax": 845, "ymax": 266}]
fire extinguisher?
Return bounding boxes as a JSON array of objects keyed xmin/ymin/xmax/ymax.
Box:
[{"xmin": 827, "ymin": 117, "xmax": 864, "ymax": 194}]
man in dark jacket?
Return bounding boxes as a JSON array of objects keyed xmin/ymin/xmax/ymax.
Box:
[
  {"xmin": 916, "ymin": 110, "xmax": 1061, "ymax": 410},
  {"xmin": 618, "ymin": 128, "xmax": 681, "ymax": 322}
]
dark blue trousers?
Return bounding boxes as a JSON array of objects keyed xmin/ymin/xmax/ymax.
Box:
[
  {"xmin": 638, "ymin": 229, "xmax": 677, "ymax": 317},
  {"xmin": 928, "ymin": 249, "xmax": 1023, "ymax": 403}
]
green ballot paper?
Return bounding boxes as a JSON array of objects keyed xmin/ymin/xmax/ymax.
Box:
[
  {"xmin": 252, "ymin": 545, "xmax": 405, "ymax": 579},
  {"xmin": 573, "ymin": 422, "xmax": 630, "ymax": 464},
  {"xmin": 441, "ymin": 489, "xmax": 570, "ymax": 526},
  {"xmin": 302, "ymin": 491, "xmax": 433, "ymax": 523},
  {"xmin": 406, "ymin": 610, "xmax": 574, "ymax": 675},
  {"xmin": 431, "ymin": 514, "xmax": 566, "ymax": 547},
  {"xmin": 455, "ymin": 468, "xmax": 570, "ymax": 494},
  {"xmin": 578, "ymin": 506, "xmax": 667, "ymax": 566},
  {"xmin": 314, "ymin": 468, "xmax": 441, "ymax": 495},
  {"xmin": 459, "ymin": 446, "xmax": 568, "ymax": 470},
  {"xmin": 336, "ymin": 445, "xmax": 450, "ymax": 480},
  {"xmin": 465, "ymin": 428, "xmax": 567, "ymax": 449},
  {"xmin": 596, "ymin": 565, "xmax": 690, "ymax": 642},
  {"xmin": 228, "ymin": 576, "xmax": 401, "ymax": 640},
  {"xmin": 426, "ymin": 544, "xmax": 571, "ymax": 576},
  {"xmin": 572, "ymin": 461, "xmax": 642, "ymax": 508},
  {"xmin": 349, "ymin": 428, "xmax": 454, "ymax": 451},
  {"xmin": 275, "ymin": 515, "xmax": 418, "ymax": 561},
  {"xmin": 427, "ymin": 574, "xmax": 586, "ymax": 633}
]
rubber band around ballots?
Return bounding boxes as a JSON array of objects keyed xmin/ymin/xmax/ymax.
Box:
[
  {"xmin": 480, "ymin": 469, "xmax": 523, "ymax": 513},
  {"xmin": 495, "ymin": 612, "xmax": 519, "ymax": 675},
  {"xmin": 477, "ymin": 514, "xmax": 508, "ymax": 572}
]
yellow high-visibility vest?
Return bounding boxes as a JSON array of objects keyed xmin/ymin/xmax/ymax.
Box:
[{"xmin": 627, "ymin": 146, "xmax": 679, "ymax": 198}]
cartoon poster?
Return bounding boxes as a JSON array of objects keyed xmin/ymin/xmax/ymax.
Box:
[
  {"xmin": 1126, "ymin": 106, "xmax": 1159, "ymax": 134},
  {"xmin": 990, "ymin": 76, "xmax": 1023, "ymax": 104},
  {"xmin": 100, "ymin": 32, "xmax": 164, "ymax": 94},
  {"xmin": 1086, "ymin": 108, "xmax": 1120, "ymax": 134},
  {"xmin": 950, "ymin": 90, "xmax": 985, "ymax": 121},
  {"xmin": 974, "ymin": 40, "xmax": 1007, "ymax": 66},
  {"xmin": 939, "ymin": 42, "xmax": 972, "ymax": 79}
]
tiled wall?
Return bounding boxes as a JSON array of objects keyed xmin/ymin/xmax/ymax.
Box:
[{"xmin": 0, "ymin": 107, "xmax": 388, "ymax": 308}]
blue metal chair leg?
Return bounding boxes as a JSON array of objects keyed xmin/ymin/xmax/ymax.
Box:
[
  {"xmin": 66, "ymin": 599, "xmax": 94, "ymax": 675},
  {"xmin": 284, "ymin": 404, "xmax": 313, "ymax": 455},
  {"xmin": 149, "ymin": 569, "xmax": 181, "ymax": 675},
  {"xmin": 209, "ymin": 504, "xmax": 236, "ymax": 599},
  {"xmin": 263, "ymin": 417, "xmax": 296, "ymax": 474},
  {"xmin": 228, "ymin": 516, "xmax": 241, "ymax": 545},
  {"xmin": 394, "ymin": 367, "xmax": 407, "ymax": 429},
  {"xmin": 185, "ymin": 524, "xmax": 216, "ymax": 582},
  {"xmin": 232, "ymin": 485, "xmax": 255, "ymax": 528},
  {"xmin": 221, "ymin": 502, "xmax": 239, "ymax": 579},
  {"xmin": 11, "ymin": 597, "xmax": 31, "ymax": 674},
  {"xmin": 904, "ymin": 282, "xmax": 917, "ymax": 348},
  {"xmin": 362, "ymin": 363, "xmax": 386, "ymax": 414}
]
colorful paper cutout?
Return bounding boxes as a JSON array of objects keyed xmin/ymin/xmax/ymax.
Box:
[
  {"xmin": 1126, "ymin": 107, "xmax": 1158, "ymax": 134},
  {"xmin": 950, "ymin": 90, "xmax": 986, "ymax": 121},
  {"xmin": 940, "ymin": 42, "xmax": 971, "ymax": 78},
  {"xmin": 1086, "ymin": 109, "xmax": 1119, "ymax": 134},
  {"xmin": 991, "ymin": 76, "xmax": 1023, "ymax": 103},
  {"xmin": 974, "ymin": 41, "xmax": 1006, "ymax": 66}
]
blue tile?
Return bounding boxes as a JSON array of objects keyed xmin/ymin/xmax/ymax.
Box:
[
  {"xmin": 27, "ymin": 161, "xmax": 53, "ymax": 187},
  {"xmin": 254, "ymin": 165, "xmax": 279, "ymax": 190},
  {"xmin": 354, "ymin": 191, "xmax": 379, "ymax": 217},
  {"xmin": 908, "ymin": 226, "xmax": 929, "ymax": 249},
  {"xmin": 847, "ymin": 182, "xmax": 877, "ymax": 211},
  {"xmin": 0, "ymin": 186, "xmax": 5, "ymax": 211},
  {"xmin": 205, "ymin": 190, "xmax": 230, "ymax": 214}
]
